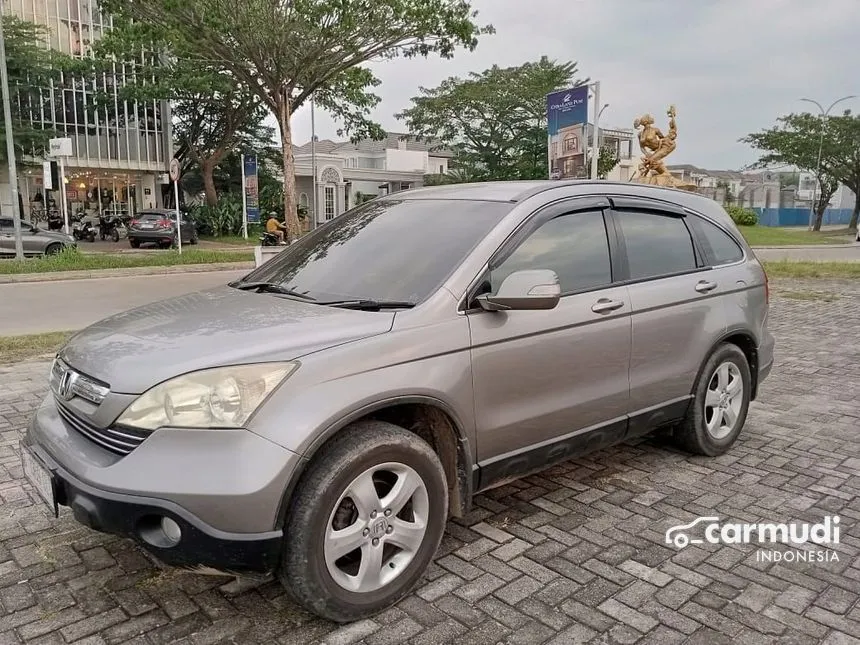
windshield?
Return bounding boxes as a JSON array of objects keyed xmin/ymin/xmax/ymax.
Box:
[{"xmin": 241, "ymin": 198, "xmax": 512, "ymax": 304}]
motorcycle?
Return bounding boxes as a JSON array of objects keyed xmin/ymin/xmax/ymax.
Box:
[
  {"xmin": 98, "ymin": 215, "xmax": 124, "ymax": 243},
  {"xmin": 259, "ymin": 231, "xmax": 283, "ymax": 247},
  {"xmin": 72, "ymin": 217, "xmax": 96, "ymax": 242}
]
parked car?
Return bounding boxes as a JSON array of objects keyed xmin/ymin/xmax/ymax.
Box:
[
  {"xmin": 22, "ymin": 181, "xmax": 774, "ymax": 623},
  {"xmin": 127, "ymin": 208, "xmax": 198, "ymax": 249},
  {"xmin": 0, "ymin": 216, "xmax": 76, "ymax": 256}
]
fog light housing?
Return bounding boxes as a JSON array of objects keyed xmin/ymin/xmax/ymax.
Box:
[
  {"xmin": 161, "ymin": 517, "xmax": 182, "ymax": 544},
  {"xmin": 138, "ymin": 514, "xmax": 182, "ymax": 548}
]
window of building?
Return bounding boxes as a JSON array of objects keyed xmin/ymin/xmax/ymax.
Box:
[
  {"xmin": 563, "ymin": 134, "xmax": 578, "ymax": 153},
  {"xmin": 490, "ymin": 210, "xmax": 612, "ymax": 295},
  {"xmin": 617, "ymin": 211, "xmax": 697, "ymax": 280},
  {"xmin": 691, "ymin": 217, "xmax": 744, "ymax": 266},
  {"xmin": 324, "ymin": 185, "xmax": 336, "ymax": 220}
]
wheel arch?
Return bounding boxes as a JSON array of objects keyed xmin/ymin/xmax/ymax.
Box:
[
  {"xmin": 275, "ymin": 396, "xmax": 474, "ymax": 530},
  {"xmin": 693, "ymin": 329, "xmax": 760, "ymax": 400}
]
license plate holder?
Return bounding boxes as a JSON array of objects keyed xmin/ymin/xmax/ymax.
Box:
[{"xmin": 21, "ymin": 448, "xmax": 58, "ymax": 517}]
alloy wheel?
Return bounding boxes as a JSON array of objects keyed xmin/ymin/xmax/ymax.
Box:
[{"xmin": 704, "ymin": 361, "xmax": 744, "ymax": 440}]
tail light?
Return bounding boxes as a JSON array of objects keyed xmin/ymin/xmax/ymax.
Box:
[
  {"xmin": 157, "ymin": 219, "xmax": 172, "ymax": 228},
  {"xmin": 130, "ymin": 219, "xmax": 138, "ymax": 227}
]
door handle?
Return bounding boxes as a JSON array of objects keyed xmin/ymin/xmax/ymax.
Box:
[
  {"xmin": 592, "ymin": 298, "xmax": 624, "ymax": 314},
  {"xmin": 695, "ymin": 280, "xmax": 718, "ymax": 293}
]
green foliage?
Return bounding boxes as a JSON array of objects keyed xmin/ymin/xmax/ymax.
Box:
[
  {"xmin": 0, "ymin": 247, "xmax": 252, "ymax": 274},
  {"xmin": 725, "ymin": 205, "xmax": 758, "ymax": 227},
  {"xmin": 586, "ymin": 147, "xmax": 620, "ymax": 180},
  {"xmin": 398, "ymin": 57, "xmax": 585, "ymax": 181},
  {"xmin": 354, "ymin": 192, "xmax": 376, "ymax": 205},
  {"xmin": 0, "ymin": 16, "xmax": 65, "ymax": 165},
  {"xmin": 190, "ymin": 194, "xmax": 244, "ymax": 237},
  {"xmin": 99, "ymin": 0, "xmax": 492, "ymax": 240}
]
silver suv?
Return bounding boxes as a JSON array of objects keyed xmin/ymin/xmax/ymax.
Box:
[{"xmin": 22, "ymin": 181, "xmax": 774, "ymax": 622}]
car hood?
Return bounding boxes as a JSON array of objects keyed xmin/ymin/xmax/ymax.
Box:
[
  {"xmin": 59, "ymin": 286, "xmax": 395, "ymax": 394},
  {"xmin": 34, "ymin": 229, "xmax": 73, "ymax": 241}
]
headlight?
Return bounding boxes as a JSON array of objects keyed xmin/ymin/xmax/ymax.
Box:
[{"xmin": 116, "ymin": 362, "xmax": 297, "ymax": 430}]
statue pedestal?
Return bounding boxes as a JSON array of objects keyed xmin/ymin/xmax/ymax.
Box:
[{"xmin": 632, "ymin": 174, "xmax": 697, "ymax": 192}]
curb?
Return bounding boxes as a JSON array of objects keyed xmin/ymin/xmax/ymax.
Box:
[{"xmin": 0, "ymin": 262, "xmax": 254, "ymax": 284}]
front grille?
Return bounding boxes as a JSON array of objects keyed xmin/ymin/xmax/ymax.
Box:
[{"xmin": 56, "ymin": 401, "xmax": 151, "ymax": 456}]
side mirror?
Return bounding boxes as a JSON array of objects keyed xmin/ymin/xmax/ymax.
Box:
[{"xmin": 476, "ymin": 269, "xmax": 561, "ymax": 312}]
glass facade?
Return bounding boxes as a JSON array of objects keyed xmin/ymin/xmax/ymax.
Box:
[{"xmin": 6, "ymin": 0, "xmax": 171, "ymax": 219}]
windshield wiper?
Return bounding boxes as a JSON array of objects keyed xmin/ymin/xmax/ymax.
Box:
[
  {"xmin": 320, "ymin": 299, "xmax": 416, "ymax": 311},
  {"xmin": 229, "ymin": 281, "xmax": 316, "ymax": 301}
]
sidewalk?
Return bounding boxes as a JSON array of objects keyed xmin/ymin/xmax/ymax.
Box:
[{"xmin": 0, "ymin": 261, "xmax": 253, "ymax": 284}]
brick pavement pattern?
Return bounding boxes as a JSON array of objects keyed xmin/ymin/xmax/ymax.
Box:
[{"xmin": 1, "ymin": 278, "xmax": 859, "ymax": 644}]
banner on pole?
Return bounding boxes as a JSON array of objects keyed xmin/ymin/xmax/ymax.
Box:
[
  {"xmin": 546, "ymin": 86, "xmax": 589, "ymax": 179},
  {"xmin": 243, "ymin": 155, "xmax": 260, "ymax": 223}
]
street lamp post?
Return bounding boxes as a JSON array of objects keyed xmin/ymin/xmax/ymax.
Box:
[
  {"xmin": 310, "ymin": 94, "xmax": 317, "ymax": 231},
  {"xmin": 589, "ymin": 82, "xmax": 602, "ymax": 180},
  {"xmin": 799, "ymin": 95, "xmax": 857, "ymax": 230},
  {"xmin": 0, "ymin": 6, "xmax": 24, "ymax": 260}
]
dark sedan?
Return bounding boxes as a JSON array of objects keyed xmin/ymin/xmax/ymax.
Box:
[{"xmin": 128, "ymin": 209, "xmax": 198, "ymax": 249}]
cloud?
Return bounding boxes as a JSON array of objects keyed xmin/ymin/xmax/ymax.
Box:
[{"xmin": 286, "ymin": 0, "xmax": 859, "ymax": 169}]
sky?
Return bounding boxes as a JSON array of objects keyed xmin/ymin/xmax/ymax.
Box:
[{"xmin": 285, "ymin": 0, "xmax": 859, "ymax": 171}]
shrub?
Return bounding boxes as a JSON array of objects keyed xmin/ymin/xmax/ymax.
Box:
[
  {"xmin": 725, "ymin": 205, "xmax": 758, "ymax": 226},
  {"xmin": 190, "ymin": 194, "xmax": 243, "ymax": 236}
]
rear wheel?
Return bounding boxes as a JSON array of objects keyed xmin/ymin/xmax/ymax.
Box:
[
  {"xmin": 111, "ymin": 228, "xmax": 120, "ymax": 243},
  {"xmin": 129, "ymin": 239, "xmax": 140, "ymax": 249},
  {"xmin": 674, "ymin": 343, "xmax": 751, "ymax": 456},
  {"xmin": 280, "ymin": 421, "xmax": 448, "ymax": 623}
]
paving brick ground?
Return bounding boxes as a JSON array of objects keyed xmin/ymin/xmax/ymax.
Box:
[{"xmin": 1, "ymin": 277, "xmax": 859, "ymax": 645}]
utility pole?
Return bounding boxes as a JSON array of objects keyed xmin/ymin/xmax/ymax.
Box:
[
  {"xmin": 310, "ymin": 94, "xmax": 317, "ymax": 230},
  {"xmin": 0, "ymin": 6, "xmax": 24, "ymax": 260},
  {"xmin": 590, "ymin": 81, "xmax": 601, "ymax": 180}
]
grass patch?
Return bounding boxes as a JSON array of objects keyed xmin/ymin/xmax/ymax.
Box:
[
  {"xmin": 0, "ymin": 332, "xmax": 72, "ymax": 364},
  {"xmin": 0, "ymin": 247, "xmax": 253, "ymax": 275},
  {"xmin": 740, "ymin": 227, "xmax": 854, "ymax": 247},
  {"xmin": 777, "ymin": 290, "xmax": 839, "ymax": 302},
  {"xmin": 762, "ymin": 260, "xmax": 860, "ymax": 279}
]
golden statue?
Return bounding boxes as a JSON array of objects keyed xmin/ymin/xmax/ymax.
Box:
[{"xmin": 630, "ymin": 105, "xmax": 695, "ymax": 190}]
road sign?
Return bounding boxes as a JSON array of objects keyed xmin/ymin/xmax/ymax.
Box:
[
  {"xmin": 169, "ymin": 158, "xmax": 181, "ymax": 182},
  {"xmin": 49, "ymin": 137, "xmax": 73, "ymax": 157}
]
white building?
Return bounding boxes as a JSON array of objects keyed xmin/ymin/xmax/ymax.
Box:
[
  {"xmin": 290, "ymin": 133, "xmax": 453, "ymax": 224},
  {"xmin": 1, "ymin": 0, "xmax": 172, "ymax": 223}
]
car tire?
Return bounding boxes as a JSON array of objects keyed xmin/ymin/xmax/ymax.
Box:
[
  {"xmin": 87, "ymin": 232, "xmax": 95, "ymax": 243},
  {"xmin": 279, "ymin": 420, "xmax": 448, "ymax": 623},
  {"xmin": 44, "ymin": 243, "xmax": 62, "ymax": 256},
  {"xmin": 674, "ymin": 343, "xmax": 752, "ymax": 457},
  {"xmin": 111, "ymin": 229, "xmax": 120, "ymax": 243},
  {"xmin": 129, "ymin": 239, "xmax": 140, "ymax": 248}
]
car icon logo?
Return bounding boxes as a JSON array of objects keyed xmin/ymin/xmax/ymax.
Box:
[{"xmin": 665, "ymin": 516, "xmax": 719, "ymax": 548}]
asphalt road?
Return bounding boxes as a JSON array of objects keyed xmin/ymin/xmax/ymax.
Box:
[
  {"xmin": 0, "ymin": 270, "xmax": 247, "ymax": 336},
  {"xmin": 753, "ymin": 244, "xmax": 860, "ymax": 262}
]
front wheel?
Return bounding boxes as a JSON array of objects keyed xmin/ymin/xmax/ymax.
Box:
[
  {"xmin": 674, "ymin": 343, "xmax": 751, "ymax": 456},
  {"xmin": 280, "ymin": 421, "xmax": 448, "ymax": 623},
  {"xmin": 111, "ymin": 228, "xmax": 120, "ymax": 243},
  {"xmin": 44, "ymin": 243, "xmax": 62, "ymax": 256}
]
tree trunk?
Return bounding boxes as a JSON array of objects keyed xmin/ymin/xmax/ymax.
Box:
[
  {"xmin": 849, "ymin": 200, "xmax": 859, "ymax": 232},
  {"xmin": 277, "ymin": 94, "xmax": 300, "ymax": 243},
  {"xmin": 813, "ymin": 200, "xmax": 827, "ymax": 232},
  {"xmin": 201, "ymin": 160, "xmax": 218, "ymax": 207}
]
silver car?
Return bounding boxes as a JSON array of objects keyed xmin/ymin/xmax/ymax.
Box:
[
  {"xmin": 22, "ymin": 181, "xmax": 774, "ymax": 622},
  {"xmin": 0, "ymin": 216, "xmax": 76, "ymax": 256}
]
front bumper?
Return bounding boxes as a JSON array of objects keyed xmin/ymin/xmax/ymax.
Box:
[
  {"xmin": 24, "ymin": 394, "xmax": 303, "ymax": 574},
  {"xmin": 22, "ymin": 435, "xmax": 282, "ymax": 574}
]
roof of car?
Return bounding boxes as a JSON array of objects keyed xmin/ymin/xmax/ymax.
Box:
[{"xmin": 379, "ymin": 180, "xmax": 732, "ymax": 226}]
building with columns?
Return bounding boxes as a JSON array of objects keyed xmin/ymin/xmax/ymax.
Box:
[{"xmin": 290, "ymin": 133, "xmax": 453, "ymax": 225}]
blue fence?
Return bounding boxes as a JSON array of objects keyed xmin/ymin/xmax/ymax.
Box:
[{"xmin": 753, "ymin": 207, "xmax": 854, "ymax": 227}]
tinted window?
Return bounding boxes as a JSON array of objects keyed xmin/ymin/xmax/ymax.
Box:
[
  {"xmin": 139, "ymin": 213, "xmax": 163, "ymax": 221},
  {"xmin": 244, "ymin": 198, "xmax": 512, "ymax": 303},
  {"xmin": 618, "ymin": 211, "xmax": 697, "ymax": 280},
  {"xmin": 490, "ymin": 210, "xmax": 612, "ymax": 294},
  {"xmin": 692, "ymin": 217, "xmax": 743, "ymax": 265},
  {"xmin": 0, "ymin": 218, "xmax": 12, "ymax": 230}
]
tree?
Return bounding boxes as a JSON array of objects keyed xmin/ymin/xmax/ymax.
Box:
[
  {"xmin": 398, "ymin": 57, "xmax": 585, "ymax": 181},
  {"xmin": 101, "ymin": 0, "xmax": 492, "ymax": 242},
  {"xmin": 0, "ymin": 16, "xmax": 63, "ymax": 165},
  {"xmin": 824, "ymin": 113, "xmax": 860, "ymax": 231},
  {"xmin": 587, "ymin": 146, "xmax": 620, "ymax": 180},
  {"xmin": 742, "ymin": 113, "xmax": 847, "ymax": 231}
]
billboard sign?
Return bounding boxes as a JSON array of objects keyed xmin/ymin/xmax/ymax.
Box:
[
  {"xmin": 243, "ymin": 155, "xmax": 260, "ymax": 223},
  {"xmin": 547, "ymin": 86, "xmax": 589, "ymax": 179}
]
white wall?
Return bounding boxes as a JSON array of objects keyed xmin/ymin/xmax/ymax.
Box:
[
  {"xmin": 385, "ymin": 149, "xmax": 427, "ymax": 173},
  {"xmin": 428, "ymin": 156, "xmax": 449, "ymax": 175}
]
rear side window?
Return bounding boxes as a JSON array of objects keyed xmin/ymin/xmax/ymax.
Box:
[
  {"xmin": 490, "ymin": 210, "xmax": 612, "ymax": 295},
  {"xmin": 617, "ymin": 210, "xmax": 697, "ymax": 280},
  {"xmin": 691, "ymin": 217, "xmax": 744, "ymax": 265}
]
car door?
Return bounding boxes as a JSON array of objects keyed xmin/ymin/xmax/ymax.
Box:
[
  {"xmin": 467, "ymin": 201, "xmax": 632, "ymax": 489},
  {"xmin": 0, "ymin": 217, "xmax": 14, "ymax": 255},
  {"xmin": 608, "ymin": 198, "xmax": 728, "ymax": 436}
]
